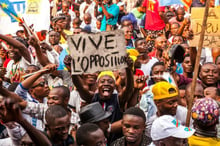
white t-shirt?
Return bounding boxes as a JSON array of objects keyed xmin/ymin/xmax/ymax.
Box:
[
  {"xmin": 141, "ymin": 57, "xmax": 158, "ymax": 84},
  {"xmin": 5, "ymin": 56, "xmax": 34, "ymax": 79},
  {"xmin": 141, "ymin": 57, "xmax": 158, "ymax": 77},
  {"xmin": 80, "ymin": 20, "xmax": 97, "ymax": 33},
  {"xmin": 34, "ymin": 50, "xmax": 56, "ymax": 67},
  {"xmin": 79, "ymin": 2, "xmax": 97, "ymax": 21},
  {"xmin": 68, "ymin": 90, "xmax": 85, "ymax": 113},
  {"xmin": 200, "ymin": 47, "xmax": 213, "ymax": 65}
]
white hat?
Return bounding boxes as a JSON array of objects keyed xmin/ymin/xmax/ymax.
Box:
[
  {"xmin": 151, "ymin": 115, "xmax": 195, "ymax": 141},
  {"xmin": 117, "ymin": 2, "xmax": 125, "ymax": 7}
]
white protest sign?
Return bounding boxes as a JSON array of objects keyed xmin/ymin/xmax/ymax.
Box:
[{"xmin": 67, "ymin": 30, "xmax": 127, "ymax": 74}]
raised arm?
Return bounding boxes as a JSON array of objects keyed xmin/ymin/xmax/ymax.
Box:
[
  {"xmin": 21, "ymin": 64, "xmax": 57, "ymax": 89},
  {"xmin": 100, "ymin": 4, "xmax": 113, "ymax": 20},
  {"xmin": 177, "ymin": 18, "xmax": 190, "ymax": 36},
  {"xmin": 0, "ymin": 34, "xmax": 31, "ymax": 63},
  {"xmin": 0, "ymin": 78, "xmax": 21, "ymax": 101},
  {"xmin": 94, "ymin": 0, "xmax": 101, "ymax": 17},
  {"xmin": 64, "ymin": 55, "xmax": 94, "ymax": 103},
  {"xmin": 2, "ymin": 99, "xmax": 52, "ymax": 146},
  {"xmin": 127, "ymin": 75, "xmax": 148, "ymax": 108},
  {"xmin": 72, "ymin": 75, "xmax": 95, "ymax": 103},
  {"xmin": 28, "ymin": 36, "xmax": 51, "ymax": 66},
  {"xmin": 118, "ymin": 57, "xmax": 134, "ymax": 108}
]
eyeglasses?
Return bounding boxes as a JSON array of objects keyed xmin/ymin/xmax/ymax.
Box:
[{"xmin": 32, "ymin": 81, "xmax": 48, "ymax": 88}]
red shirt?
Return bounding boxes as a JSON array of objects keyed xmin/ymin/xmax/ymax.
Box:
[
  {"xmin": 148, "ymin": 50, "xmax": 156, "ymax": 59},
  {"xmin": 142, "ymin": 0, "xmax": 165, "ymax": 30},
  {"xmin": 3, "ymin": 58, "xmax": 10, "ymax": 68}
]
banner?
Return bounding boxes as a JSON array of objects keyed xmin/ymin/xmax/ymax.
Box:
[
  {"xmin": 159, "ymin": 0, "xmax": 192, "ymax": 10},
  {"xmin": 67, "ymin": 30, "xmax": 127, "ymax": 74},
  {"xmin": 189, "ymin": 8, "xmax": 220, "ymax": 48},
  {"xmin": 159, "ymin": 0, "xmax": 192, "ymax": 7},
  {"xmin": 0, "ymin": 0, "xmax": 50, "ymax": 35},
  {"xmin": 159, "ymin": 0, "xmax": 183, "ymax": 6}
]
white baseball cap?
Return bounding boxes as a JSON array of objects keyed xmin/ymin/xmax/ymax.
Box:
[{"xmin": 151, "ymin": 115, "xmax": 195, "ymax": 141}]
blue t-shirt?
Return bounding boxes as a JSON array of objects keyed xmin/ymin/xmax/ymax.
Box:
[
  {"xmin": 176, "ymin": 62, "xmax": 183, "ymax": 74},
  {"xmin": 99, "ymin": 4, "xmax": 119, "ymax": 31},
  {"xmin": 57, "ymin": 48, "xmax": 69, "ymax": 70}
]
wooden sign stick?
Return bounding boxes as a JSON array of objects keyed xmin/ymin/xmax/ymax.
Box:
[
  {"xmin": 22, "ymin": 69, "xmax": 49, "ymax": 79},
  {"xmin": 185, "ymin": 0, "xmax": 211, "ymax": 127}
]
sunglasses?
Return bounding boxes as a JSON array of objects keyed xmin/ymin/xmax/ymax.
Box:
[{"xmin": 32, "ymin": 81, "xmax": 48, "ymax": 88}]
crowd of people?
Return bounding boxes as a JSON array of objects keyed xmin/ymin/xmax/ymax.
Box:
[{"xmin": 0, "ymin": 0, "xmax": 220, "ymax": 145}]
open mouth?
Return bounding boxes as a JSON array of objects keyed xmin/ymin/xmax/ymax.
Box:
[{"xmin": 102, "ymin": 88, "xmax": 111, "ymax": 97}]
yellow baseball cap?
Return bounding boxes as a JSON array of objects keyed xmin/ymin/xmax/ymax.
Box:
[
  {"xmin": 127, "ymin": 49, "xmax": 139, "ymax": 57},
  {"xmin": 152, "ymin": 81, "xmax": 178, "ymax": 100}
]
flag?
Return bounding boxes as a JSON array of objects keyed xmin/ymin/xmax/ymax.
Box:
[
  {"xmin": 181, "ymin": 0, "xmax": 192, "ymax": 10},
  {"xmin": 159, "ymin": 0, "xmax": 183, "ymax": 6},
  {"xmin": 159, "ymin": 0, "xmax": 192, "ymax": 11},
  {"xmin": 159, "ymin": 0, "xmax": 192, "ymax": 7},
  {"xmin": 0, "ymin": 0, "xmax": 50, "ymax": 35},
  {"xmin": 215, "ymin": 0, "xmax": 220, "ymax": 6},
  {"xmin": 0, "ymin": 0, "xmax": 23, "ymax": 22}
]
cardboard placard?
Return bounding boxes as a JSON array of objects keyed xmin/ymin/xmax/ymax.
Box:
[
  {"xmin": 190, "ymin": 8, "xmax": 220, "ymax": 47},
  {"xmin": 67, "ymin": 30, "xmax": 127, "ymax": 74}
]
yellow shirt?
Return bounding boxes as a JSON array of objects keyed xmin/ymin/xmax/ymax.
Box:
[
  {"xmin": 60, "ymin": 29, "xmax": 73, "ymax": 44},
  {"xmin": 188, "ymin": 135, "xmax": 220, "ymax": 146}
]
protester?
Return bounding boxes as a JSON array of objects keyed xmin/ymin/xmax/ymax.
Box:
[
  {"xmin": 0, "ymin": 34, "xmax": 33, "ymax": 83},
  {"xmin": 111, "ymin": 107, "xmax": 151, "ymax": 146},
  {"xmin": 185, "ymin": 82, "xmax": 204, "ymax": 106},
  {"xmin": 151, "ymin": 115, "xmax": 195, "ymax": 146},
  {"xmin": 178, "ymin": 84, "xmax": 187, "ymax": 107},
  {"xmin": 188, "ymin": 98, "xmax": 220, "ymax": 145},
  {"xmin": 45, "ymin": 105, "xmax": 75, "ymax": 146},
  {"xmin": 79, "ymin": 102, "xmax": 112, "ymax": 138},
  {"xmin": 76, "ymin": 123, "xmax": 107, "ymax": 146},
  {"xmin": 146, "ymin": 81, "xmax": 188, "ymax": 137},
  {"xmin": 139, "ymin": 0, "xmax": 166, "ymax": 50},
  {"xmin": 182, "ymin": 54, "xmax": 193, "ymax": 78},
  {"xmin": 0, "ymin": 98, "xmax": 52, "ymax": 146},
  {"xmin": 199, "ymin": 62, "xmax": 219, "ymax": 88},
  {"xmin": 94, "ymin": 0, "xmax": 120, "ymax": 31}
]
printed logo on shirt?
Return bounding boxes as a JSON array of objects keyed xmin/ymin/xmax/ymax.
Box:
[{"xmin": 107, "ymin": 105, "xmax": 114, "ymax": 113}]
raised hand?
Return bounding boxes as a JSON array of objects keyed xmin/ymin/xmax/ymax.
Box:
[
  {"xmin": 40, "ymin": 42, "xmax": 53, "ymax": 51},
  {"xmin": 134, "ymin": 74, "xmax": 148, "ymax": 90},
  {"xmin": 94, "ymin": 0, "xmax": 102, "ymax": 6},
  {"xmin": 28, "ymin": 35, "xmax": 39, "ymax": 48},
  {"xmin": 0, "ymin": 98, "xmax": 23, "ymax": 123},
  {"xmin": 64, "ymin": 55, "xmax": 72, "ymax": 72},
  {"xmin": 42, "ymin": 64, "xmax": 58, "ymax": 74}
]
